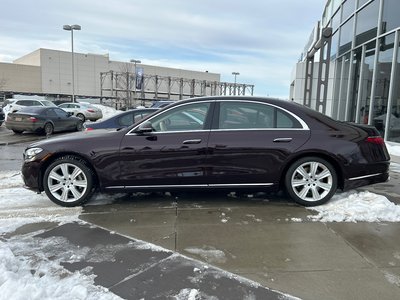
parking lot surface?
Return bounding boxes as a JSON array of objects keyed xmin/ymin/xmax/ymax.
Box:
[{"xmin": 2, "ymin": 127, "xmax": 400, "ymax": 299}]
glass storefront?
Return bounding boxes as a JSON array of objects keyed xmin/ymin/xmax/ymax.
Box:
[{"xmin": 300, "ymin": 0, "xmax": 400, "ymax": 143}]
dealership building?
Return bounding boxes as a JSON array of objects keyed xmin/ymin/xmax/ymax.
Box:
[
  {"xmin": 0, "ymin": 48, "xmax": 254, "ymax": 108},
  {"xmin": 291, "ymin": 0, "xmax": 400, "ymax": 142}
]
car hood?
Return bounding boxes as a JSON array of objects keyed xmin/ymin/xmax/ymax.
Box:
[{"xmin": 28, "ymin": 129, "xmax": 125, "ymax": 149}]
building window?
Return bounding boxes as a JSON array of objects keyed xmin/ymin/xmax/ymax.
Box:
[
  {"xmin": 342, "ymin": 0, "xmax": 356, "ymax": 22},
  {"xmin": 381, "ymin": 0, "xmax": 400, "ymax": 34},
  {"xmin": 358, "ymin": 41, "xmax": 376, "ymax": 124},
  {"xmin": 372, "ymin": 33, "xmax": 395, "ymax": 136},
  {"xmin": 331, "ymin": 9, "xmax": 341, "ymax": 32},
  {"xmin": 331, "ymin": 32, "xmax": 340, "ymax": 61},
  {"xmin": 355, "ymin": 0, "xmax": 379, "ymax": 46},
  {"xmin": 387, "ymin": 32, "xmax": 400, "ymax": 142},
  {"xmin": 349, "ymin": 47, "xmax": 363, "ymax": 121},
  {"xmin": 337, "ymin": 53, "xmax": 352, "ymax": 120},
  {"xmin": 357, "ymin": 0, "xmax": 371, "ymax": 9},
  {"xmin": 339, "ymin": 17, "xmax": 354, "ymax": 55}
]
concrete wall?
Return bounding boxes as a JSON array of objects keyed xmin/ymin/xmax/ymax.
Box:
[{"xmin": 0, "ymin": 62, "xmax": 41, "ymax": 94}]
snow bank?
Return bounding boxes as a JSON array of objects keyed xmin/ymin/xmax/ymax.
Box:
[
  {"xmin": 91, "ymin": 104, "xmax": 122, "ymax": 122},
  {"xmin": 307, "ymin": 190, "xmax": 400, "ymax": 222},
  {"xmin": 386, "ymin": 142, "xmax": 400, "ymax": 157},
  {"xmin": 0, "ymin": 171, "xmax": 121, "ymax": 299}
]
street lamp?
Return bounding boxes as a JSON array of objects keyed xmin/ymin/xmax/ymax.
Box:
[
  {"xmin": 130, "ymin": 59, "xmax": 141, "ymax": 106},
  {"xmin": 232, "ymin": 72, "xmax": 240, "ymax": 95},
  {"xmin": 63, "ymin": 24, "xmax": 81, "ymax": 102}
]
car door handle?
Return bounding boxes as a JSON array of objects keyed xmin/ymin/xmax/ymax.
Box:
[
  {"xmin": 273, "ymin": 138, "xmax": 293, "ymax": 143},
  {"xmin": 182, "ymin": 139, "xmax": 202, "ymax": 144}
]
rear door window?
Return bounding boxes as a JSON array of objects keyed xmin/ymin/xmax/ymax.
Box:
[{"xmin": 218, "ymin": 101, "xmax": 302, "ymax": 129}]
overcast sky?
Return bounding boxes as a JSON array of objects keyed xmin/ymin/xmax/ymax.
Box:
[{"xmin": 0, "ymin": 0, "xmax": 324, "ymax": 98}]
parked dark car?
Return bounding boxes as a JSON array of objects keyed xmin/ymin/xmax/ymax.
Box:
[
  {"xmin": 0, "ymin": 107, "xmax": 5, "ymax": 126},
  {"xmin": 21, "ymin": 96, "xmax": 390, "ymax": 207},
  {"xmin": 85, "ymin": 108, "xmax": 158, "ymax": 130},
  {"xmin": 6, "ymin": 106, "xmax": 83, "ymax": 135}
]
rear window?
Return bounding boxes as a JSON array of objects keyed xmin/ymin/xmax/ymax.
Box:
[{"xmin": 14, "ymin": 106, "xmax": 45, "ymax": 114}]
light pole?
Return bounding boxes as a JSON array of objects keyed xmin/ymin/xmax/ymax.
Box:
[
  {"xmin": 232, "ymin": 72, "xmax": 239, "ymax": 95},
  {"xmin": 63, "ymin": 24, "xmax": 81, "ymax": 103},
  {"xmin": 130, "ymin": 59, "xmax": 141, "ymax": 107}
]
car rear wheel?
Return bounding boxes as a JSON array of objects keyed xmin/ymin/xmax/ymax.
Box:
[
  {"xmin": 76, "ymin": 121, "xmax": 83, "ymax": 131},
  {"xmin": 285, "ymin": 157, "xmax": 337, "ymax": 206},
  {"xmin": 76, "ymin": 113, "xmax": 85, "ymax": 122},
  {"xmin": 43, "ymin": 156, "xmax": 95, "ymax": 207},
  {"xmin": 44, "ymin": 123, "xmax": 54, "ymax": 135}
]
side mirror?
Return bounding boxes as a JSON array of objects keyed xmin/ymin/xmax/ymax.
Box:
[
  {"xmin": 67, "ymin": 112, "xmax": 73, "ymax": 117},
  {"xmin": 137, "ymin": 122, "xmax": 154, "ymax": 134}
]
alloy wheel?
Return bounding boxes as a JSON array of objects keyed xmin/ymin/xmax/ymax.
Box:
[
  {"xmin": 47, "ymin": 162, "xmax": 88, "ymax": 203},
  {"xmin": 290, "ymin": 161, "xmax": 333, "ymax": 202}
]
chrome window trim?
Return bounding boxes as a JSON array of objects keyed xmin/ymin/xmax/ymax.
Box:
[
  {"xmin": 126, "ymin": 99, "xmax": 310, "ymax": 136},
  {"xmin": 217, "ymin": 99, "xmax": 310, "ymax": 130},
  {"xmin": 210, "ymin": 128, "xmax": 309, "ymax": 132}
]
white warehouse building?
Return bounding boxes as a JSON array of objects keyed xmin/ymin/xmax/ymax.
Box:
[{"xmin": 0, "ymin": 48, "xmax": 254, "ymax": 108}]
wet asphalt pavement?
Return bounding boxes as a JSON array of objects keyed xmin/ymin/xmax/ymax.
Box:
[{"xmin": 1, "ymin": 126, "xmax": 400, "ymax": 299}]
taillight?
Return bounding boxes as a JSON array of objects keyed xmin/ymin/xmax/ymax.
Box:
[
  {"xmin": 85, "ymin": 127, "xmax": 93, "ymax": 131},
  {"xmin": 366, "ymin": 136, "xmax": 384, "ymax": 145},
  {"xmin": 87, "ymin": 109, "xmax": 95, "ymax": 113},
  {"xmin": 29, "ymin": 117, "xmax": 38, "ymax": 123}
]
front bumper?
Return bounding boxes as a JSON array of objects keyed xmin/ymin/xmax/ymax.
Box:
[{"xmin": 21, "ymin": 160, "xmax": 44, "ymax": 192}]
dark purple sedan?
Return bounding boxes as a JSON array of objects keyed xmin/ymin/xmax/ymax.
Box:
[{"xmin": 21, "ymin": 96, "xmax": 390, "ymax": 207}]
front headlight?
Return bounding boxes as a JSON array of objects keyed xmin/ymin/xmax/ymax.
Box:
[{"xmin": 24, "ymin": 147, "xmax": 43, "ymax": 160}]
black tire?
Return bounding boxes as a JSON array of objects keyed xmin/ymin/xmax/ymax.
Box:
[
  {"xmin": 76, "ymin": 113, "xmax": 85, "ymax": 122},
  {"xmin": 285, "ymin": 156, "xmax": 337, "ymax": 206},
  {"xmin": 44, "ymin": 123, "xmax": 54, "ymax": 135},
  {"xmin": 76, "ymin": 121, "xmax": 83, "ymax": 131},
  {"xmin": 12, "ymin": 129, "xmax": 23, "ymax": 134},
  {"xmin": 43, "ymin": 156, "xmax": 96, "ymax": 207}
]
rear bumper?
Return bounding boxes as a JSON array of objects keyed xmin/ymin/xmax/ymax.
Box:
[
  {"xmin": 6, "ymin": 121, "xmax": 44, "ymax": 132},
  {"xmin": 343, "ymin": 172, "xmax": 389, "ymax": 191}
]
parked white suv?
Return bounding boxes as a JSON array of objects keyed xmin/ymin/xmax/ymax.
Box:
[{"xmin": 4, "ymin": 99, "xmax": 57, "ymax": 115}]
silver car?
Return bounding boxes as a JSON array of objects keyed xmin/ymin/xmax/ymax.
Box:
[{"xmin": 58, "ymin": 102, "xmax": 103, "ymax": 121}]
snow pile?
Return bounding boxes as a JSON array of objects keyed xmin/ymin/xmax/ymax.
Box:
[
  {"xmin": 0, "ymin": 237, "xmax": 121, "ymax": 300},
  {"xmin": 91, "ymin": 104, "xmax": 121, "ymax": 121},
  {"xmin": 0, "ymin": 171, "xmax": 122, "ymax": 299},
  {"xmin": 307, "ymin": 191, "xmax": 400, "ymax": 222},
  {"xmin": 184, "ymin": 246, "xmax": 227, "ymax": 264},
  {"xmin": 386, "ymin": 142, "xmax": 400, "ymax": 157}
]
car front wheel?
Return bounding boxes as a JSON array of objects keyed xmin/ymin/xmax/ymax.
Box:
[
  {"xmin": 43, "ymin": 156, "xmax": 95, "ymax": 207},
  {"xmin": 285, "ymin": 157, "xmax": 337, "ymax": 206}
]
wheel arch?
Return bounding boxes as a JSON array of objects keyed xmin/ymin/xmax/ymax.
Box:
[
  {"xmin": 279, "ymin": 151, "xmax": 345, "ymax": 190},
  {"xmin": 38, "ymin": 152, "xmax": 100, "ymax": 191}
]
